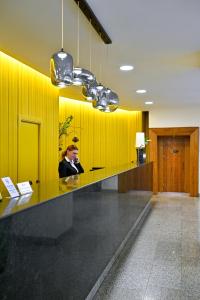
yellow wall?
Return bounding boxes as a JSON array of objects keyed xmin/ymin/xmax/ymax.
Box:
[
  {"xmin": 0, "ymin": 51, "xmax": 59, "ymax": 187},
  {"xmin": 0, "ymin": 49, "xmax": 142, "ymax": 193},
  {"xmin": 59, "ymin": 97, "xmax": 142, "ymax": 171}
]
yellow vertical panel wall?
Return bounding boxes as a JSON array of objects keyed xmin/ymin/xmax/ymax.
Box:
[
  {"xmin": 0, "ymin": 51, "xmax": 59, "ymax": 186},
  {"xmin": 59, "ymin": 97, "xmax": 142, "ymax": 171}
]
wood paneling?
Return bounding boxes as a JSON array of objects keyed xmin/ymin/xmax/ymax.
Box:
[
  {"xmin": 150, "ymin": 127, "xmax": 197, "ymax": 136},
  {"xmin": 190, "ymin": 130, "xmax": 199, "ymax": 196},
  {"xmin": 118, "ymin": 162, "xmax": 153, "ymax": 193},
  {"xmin": 149, "ymin": 129, "xmax": 158, "ymax": 193},
  {"xmin": 158, "ymin": 136, "xmax": 190, "ymax": 192},
  {"xmin": 149, "ymin": 127, "xmax": 199, "ymax": 196}
]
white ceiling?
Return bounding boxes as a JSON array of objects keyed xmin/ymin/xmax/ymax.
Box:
[{"xmin": 1, "ymin": 0, "xmax": 200, "ymax": 110}]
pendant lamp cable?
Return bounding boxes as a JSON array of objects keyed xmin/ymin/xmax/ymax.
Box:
[
  {"xmin": 99, "ymin": 60, "xmax": 102, "ymax": 83},
  {"xmin": 77, "ymin": 0, "xmax": 80, "ymax": 66},
  {"xmin": 89, "ymin": 19, "xmax": 92, "ymax": 71},
  {"xmin": 99, "ymin": 33, "xmax": 102, "ymax": 82},
  {"xmin": 61, "ymin": 0, "xmax": 64, "ymax": 50},
  {"xmin": 106, "ymin": 44, "xmax": 109, "ymax": 68},
  {"xmin": 104, "ymin": 43, "xmax": 108, "ymax": 82}
]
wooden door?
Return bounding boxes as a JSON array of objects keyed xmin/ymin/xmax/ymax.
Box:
[
  {"xmin": 18, "ymin": 121, "xmax": 39, "ymax": 184},
  {"xmin": 158, "ymin": 136, "xmax": 190, "ymax": 192}
]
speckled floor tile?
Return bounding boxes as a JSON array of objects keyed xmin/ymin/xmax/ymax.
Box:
[
  {"xmin": 182, "ymin": 220, "xmax": 200, "ymax": 233},
  {"xmin": 107, "ymin": 259, "xmax": 152, "ymax": 290},
  {"xmin": 94, "ymin": 193, "xmax": 200, "ymax": 300},
  {"xmin": 97, "ymin": 287, "xmax": 144, "ymax": 300},
  {"xmin": 182, "ymin": 229, "xmax": 200, "ymax": 242},
  {"xmin": 182, "ymin": 239, "xmax": 200, "ymax": 259},
  {"xmin": 145, "ymin": 285, "xmax": 181, "ymax": 300},
  {"xmin": 181, "ymin": 289, "xmax": 200, "ymax": 300},
  {"xmin": 181, "ymin": 257, "xmax": 200, "ymax": 294},
  {"xmin": 153, "ymin": 240, "xmax": 182, "ymax": 264},
  {"xmin": 148, "ymin": 261, "xmax": 181, "ymax": 290},
  {"xmin": 128, "ymin": 242, "xmax": 156, "ymax": 261}
]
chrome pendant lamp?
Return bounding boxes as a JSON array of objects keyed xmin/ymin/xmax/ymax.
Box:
[
  {"xmin": 92, "ymin": 96, "xmax": 107, "ymax": 110},
  {"xmin": 73, "ymin": 1, "xmax": 95, "ymax": 86},
  {"xmin": 96, "ymin": 45, "xmax": 119, "ymax": 113},
  {"xmin": 82, "ymin": 81, "xmax": 98, "ymax": 101},
  {"xmin": 92, "ymin": 86, "xmax": 108, "ymax": 109},
  {"xmin": 72, "ymin": 1, "xmax": 96, "ymax": 86},
  {"xmin": 92, "ymin": 44, "xmax": 112, "ymax": 110},
  {"xmin": 93, "ymin": 88, "xmax": 119, "ymax": 112},
  {"xmin": 51, "ymin": 50, "xmax": 73, "ymax": 87},
  {"xmin": 104, "ymin": 90, "xmax": 119, "ymax": 112},
  {"xmin": 50, "ymin": 0, "xmax": 73, "ymax": 87},
  {"xmin": 84, "ymin": 81, "xmax": 106, "ymax": 103},
  {"xmin": 90, "ymin": 69, "xmax": 107, "ymax": 104},
  {"xmin": 73, "ymin": 68, "xmax": 96, "ymax": 86},
  {"xmin": 83, "ymin": 80, "xmax": 103, "ymax": 97},
  {"xmin": 82, "ymin": 19, "xmax": 97, "ymax": 99}
]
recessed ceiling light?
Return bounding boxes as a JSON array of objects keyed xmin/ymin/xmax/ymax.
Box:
[
  {"xmin": 145, "ymin": 101, "xmax": 154, "ymax": 105},
  {"xmin": 136, "ymin": 89, "xmax": 147, "ymax": 94},
  {"xmin": 120, "ymin": 65, "xmax": 134, "ymax": 71}
]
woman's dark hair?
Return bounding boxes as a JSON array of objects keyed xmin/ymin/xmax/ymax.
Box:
[{"xmin": 62, "ymin": 145, "xmax": 78, "ymax": 158}]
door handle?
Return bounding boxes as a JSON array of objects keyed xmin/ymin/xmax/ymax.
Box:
[{"xmin": 36, "ymin": 180, "xmax": 40, "ymax": 184}]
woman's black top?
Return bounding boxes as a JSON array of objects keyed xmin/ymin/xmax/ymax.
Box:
[{"xmin": 58, "ymin": 159, "xmax": 84, "ymax": 178}]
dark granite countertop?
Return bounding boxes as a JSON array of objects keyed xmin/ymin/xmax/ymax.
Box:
[
  {"xmin": 0, "ymin": 162, "xmax": 146, "ymax": 219},
  {"xmin": 0, "ymin": 161, "xmax": 153, "ymax": 300}
]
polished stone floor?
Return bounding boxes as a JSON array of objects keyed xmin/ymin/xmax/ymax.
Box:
[{"xmin": 94, "ymin": 193, "xmax": 200, "ymax": 300}]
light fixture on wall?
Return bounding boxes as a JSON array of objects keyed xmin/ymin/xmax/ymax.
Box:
[
  {"xmin": 50, "ymin": 0, "xmax": 73, "ymax": 87},
  {"xmin": 136, "ymin": 132, "xmax": 145, "ymax": 164}
]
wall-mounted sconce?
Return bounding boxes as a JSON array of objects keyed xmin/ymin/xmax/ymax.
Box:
[{"xmin": 136, "ymin": 132, "xmax": 145, "ymax": 164}]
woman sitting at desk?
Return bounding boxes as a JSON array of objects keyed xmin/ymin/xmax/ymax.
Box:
[{"xmin": 59, "ymin": 145, "xmax": 84, "ymax": 178}]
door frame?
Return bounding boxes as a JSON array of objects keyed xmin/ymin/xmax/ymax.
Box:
[
  {"xmin": 149, "ymin": 127, "xmax": 199, "ymax": 197},
  {"xmin": 17, "ymin": 115, "xmax": 42, "ymax": 183}
]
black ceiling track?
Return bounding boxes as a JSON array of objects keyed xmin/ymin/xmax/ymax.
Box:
[{"xmin": 73, "ymin": 0, "xmax": 112, "ymax": 44}]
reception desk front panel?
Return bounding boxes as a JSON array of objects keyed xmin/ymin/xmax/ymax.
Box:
[{"xmin": 0, "ymin": 163, "xmax": 152, "ymax": 300}]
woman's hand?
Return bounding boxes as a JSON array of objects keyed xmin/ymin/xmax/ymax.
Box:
[{"xmin": 74, "ymin": 157, "xmax": 79, "ymax": 164}]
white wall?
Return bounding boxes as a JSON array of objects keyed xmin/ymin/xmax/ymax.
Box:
[
  {"xmin": 149, "ymin": 106, "xmax": 200, "ymax": 193},
  {"xmin": 149, "ymin": 107, "xmax": 200, "ymax": 128}
]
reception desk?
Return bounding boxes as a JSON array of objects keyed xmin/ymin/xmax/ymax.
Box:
[{"xmin": 0, "ymin": 162, "xmax": 152, "ymax": 300}]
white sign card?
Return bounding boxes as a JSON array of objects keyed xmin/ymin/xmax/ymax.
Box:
[
  {"xmin": 1, "ymin": 177, "xmax": 20, "ymax": 198},
  {"xmin": 17, "ymin": 181, "xmax": 33, "ymax": 195}
]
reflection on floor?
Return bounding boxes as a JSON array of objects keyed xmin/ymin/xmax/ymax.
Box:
[{"xmin": 94, "ymin": 193, "xmax": 200, "ymax": 300}]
